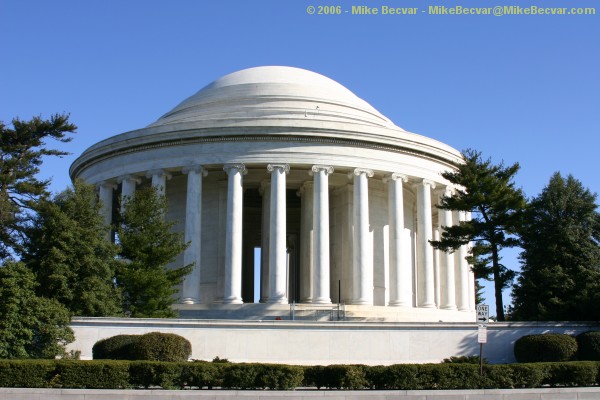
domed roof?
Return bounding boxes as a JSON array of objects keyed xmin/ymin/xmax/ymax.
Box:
[{"xmin": 149, "ymin": 66, "xmax": 402, "ymax": 130}]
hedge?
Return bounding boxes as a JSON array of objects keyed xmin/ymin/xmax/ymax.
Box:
[
  {"xmin": 577, "ymin": 331, "xmax": 600, "ymax": 361},
  {"xmin": 0, "ymin": 360, "xmax": 599, "ymax": 389},
  {"xmin": 514, "ymin": 333, "xmax": 578, "ymax": 363}
]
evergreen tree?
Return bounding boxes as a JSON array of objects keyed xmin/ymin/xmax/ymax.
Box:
[
  {"xmin": 0, "ymin": 114, "xmax": 76, "ymax": 260},
  {"xmin": 22, "ymin": 180, "xmax": 122, "ymax": 317},
  {"xmin": 0, "ymin": 261, "xmax": 74, "ymax": 359},
  {"xmin": 116, "ymin": 186, "xmax": 192, "ymax": 318},
  {"xmin": 431, "ymin": 149, "xmax": 526, "ymax": 321},
  {"xmin": 511, "ymin": 173, "xmax": 600, "ymax": 321}
]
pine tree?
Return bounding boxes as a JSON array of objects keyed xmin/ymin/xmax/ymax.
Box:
[
  {"xmin": 431, "ymin": 149, "xmax": 526, "ymax": 321},
  {"xmin": 0, "ymin": 114, "xmax": 76, "ymax": 260},
  {"xmin": 511, "ymin": 173, "xmax": 600, "ymax": 321},
  {"xmin": 22, "ymin": 180, "xmax": 122, "ymax": 317},
  {"xmin": 0, "ymin": 261, "xmax": 74, "ymax": 359},
  {"xmin": 116, "ymin": 186, "xmax": 192, "ymax": 318}
]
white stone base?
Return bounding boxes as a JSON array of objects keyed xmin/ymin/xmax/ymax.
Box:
[
  {"xmin": 68, "ymin": 317, "xmax": 594, "ymax": 365},
  {"xmin": 173, "ymin": 303, "xmax": 476, "ymax": 323}
]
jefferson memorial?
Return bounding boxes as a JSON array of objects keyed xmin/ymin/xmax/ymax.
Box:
[{"xmin": 71, "ymin": 66, "xmax": 475, "ymax": 323}]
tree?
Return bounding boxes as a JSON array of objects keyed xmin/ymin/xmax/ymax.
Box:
[
  {"xmin": 0, "ymin": 114, "xmax": 76, "ymax": 260},
  {"xmin": 116, "ymin": 186, "xmax": 192, "ymax": 318},
  {"xmin": 22, "ymin": 180, "xmax": 122, "ymax": 317},
  {"xmin": 431, "ymin": 149, "xmax": 526, "ymax": 321},
  {"xmin": 511, "ymin": 173, "xmax": 600, "ymax": 321},
  {"xmin": 0, "ymin": 261, "xmax": 74, "ymax": 358}
]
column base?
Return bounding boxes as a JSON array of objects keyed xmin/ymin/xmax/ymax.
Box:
[
  {"xmin": 180, "ymin": 298, "xmax": 200, "ymax": 305},
  {"xmin": 222, "ymin": 298, "xmax": 243, "ymax": 305},
  {"xmin": 267, "ymin": 297, "xmax": 288, "ymax": 304},
  {"xmin": 441, "ymin": 305, "xmax": 457, "ymax": 311},
  {"xmin": 387, "ymin": 301, "xmax": 412, "ymax": 308},
  {"xmin": 350, "ymin": 299, "xmax": 373, "ymax": 306},
  {"xmin": 311, "ymin": 298, "xmax": 332, "ymax": 304},
  {"xmin": 419, "ymin": 302, "xmax": 437, "ymax": 309}
]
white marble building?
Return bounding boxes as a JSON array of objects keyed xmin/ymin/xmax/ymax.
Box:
[{"xmin": 70, "ymin": 66, "xmax": 476, "ymax": 322}]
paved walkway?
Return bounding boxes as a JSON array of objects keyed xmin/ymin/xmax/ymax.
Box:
[{"xmin": 2, "ymin": 388, "xmax": 600, "ymax": 399}]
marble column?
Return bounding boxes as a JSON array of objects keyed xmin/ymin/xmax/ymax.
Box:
[
  {"xmin": 118, "ymin": 175, "xmax": 140, "ymax": 212},
  {"xmin": 147, "ymin": 169, "xmax": 172, "ymax": 196},
  {"xmin": 438, "ymin": 189, "xmax": 457, "ymax": 310},
  {"xmin": 384, "ymin": 173, "xmax": 411, "ymax": 307},
  {"xmin": 98, "ymin": 182, "xmax": 116, "ymax": 227},
  {"xmin": 351, "ymin": 168, "xmax": 374, "ymax": 305},
  {"xmin": 98, "ymin": 182, "xmax": 116, "ymax": 241},
  {"xmin": 223, "ymin": 163, "xmax": 246, "ymax": 304},
  {"xmin": 433, "ymin": 228, "xmax": 441, "ymax": 308},
  {"xmin": 259, "ymin": 181, "xmax": 271, "ymax": 303},
  {"xmin": 455, "ymin": 211, "xmax": 470, "ymax": 311},
  {"xmin": 180, "ymin": 165, "xmax": 207, "ymax": 304},
  {"xmin": 311, "ymin": 165, "xmax": 333, "ymax": 304},
  {"xmin": 267, "ymin": 164, "xmax": 289, "ymax": 304},
  {"xmin": 416, "ymin": 179, "xmax": 436, "ymax": 308},
  {"xmin": 298, "ymin": 181, "xmax": 314, "ymax": 303}
]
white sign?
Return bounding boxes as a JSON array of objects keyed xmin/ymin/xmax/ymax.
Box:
[
  {"xmin": 476, "ymin": 304, "xmax": 489, "ymax": 324},
  {"xmin": 478, "ymin": 325, "xmax": 487, "ymax": 343}
]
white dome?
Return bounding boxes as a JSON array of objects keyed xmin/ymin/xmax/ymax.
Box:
[{"xmin": 150, "ymin": 66, "xmax": 401, "ymax": 130}]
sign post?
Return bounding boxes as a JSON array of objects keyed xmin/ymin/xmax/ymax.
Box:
[{"xmin": 476, "ymin": 304, "xmax": 489, "ymax": 376}]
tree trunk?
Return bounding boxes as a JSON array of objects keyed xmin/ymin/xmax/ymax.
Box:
[{"xmin": 491, "ymin": 244, "xmax": 505, "ymax": 321}]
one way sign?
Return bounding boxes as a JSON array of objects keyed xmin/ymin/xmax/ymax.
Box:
[{"xmin": 476, "ymin": 304, "xmax": 489, "ymax": 324}]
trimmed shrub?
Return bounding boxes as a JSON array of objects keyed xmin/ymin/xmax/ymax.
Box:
[
  {"xmin": 422, "ymin": 363, "xmax": 481, "ymax": 390},
  {"xmin": 514, "ymin": 334, "xmax": 577, "ymax": 363},
  {"xmin": 319, "ymin": 364, "xmax": 368, "ymax": 389},
  {"xmin": 302, "ymin": 365, "xmax": 327, "ymax": 389},
  {"xmin": 482, "ymin": 364, "xmax": 514, "ymax": 389},
  {"xmin": 365, "ymin": 365, "xmax": 387, "ymax": 389},
  {"xmin": 53, "ymin": 360, "xmax": 130, "ymax": 389},
  {"xmin": 0, "ymin": 360, "xmax": 55, "ymax": 388},
  {"xmin": 179, "ymin": 361, "xmax": 222, "ymax": 389},
  {"xmin": 543, "ymin": 361, "xmax": 598, "ymax": 387},
  {"xmin": 380, "ymin": 364, "xmax": 419, "ymax": 390},
  {"xmin": 256, "ymin": 364, "xmax": 304, "ymax": 390},
  {"xmin": 508, "ymin": 363, "xmax": 549, "ymax": 388},
  {"xmin": 131, "ymin": 332, "xmax": 191, "ymax": 362},
  {"xmin": 577, "ymin": 331, "xmax": 600, "ymax": 361},
  {"xmin": 92, "ymin": 334, "xmax": 138, "ymax": 360},
  {"xmin": 222, "ymin": 363, "xmax": 261, "ymax": 389},
  {"xmin": 129, "ymin": 361, "xmax": 183, "ymax": 389}
]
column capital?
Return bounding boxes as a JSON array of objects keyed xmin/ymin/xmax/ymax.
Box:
[
  {"xmin": 309, "ymin": 165, "xmax": 334, "ymax": 176},
  {"xmin": 267, "ymin": 163, "xmax": 290, "ymax": 174},
  {"xmin": 98, "ymin": 181, "xmax": 117, "ymax": 190},
  {"xmin": 146, "ymin": 169, "xmax": 173, "ymax": 180},
  {"xmin": 348, "ymin": 168, "xmax": 374, "ymax": 180},
  {"xmin": 223, "ymin": 163, "xmax": 247, "ymax": 175},
  {"xmin": 435, "ymin": 185, "xmax": 455, "ymax": 198},
  {"xmin": 411, "ymin": 178, "xmax": 436, "ymax": 190},
  {"xmin": 383, "ymin": 172, "xmax": 408, "ymax": 184},
  {"xmin": 117, "ymin": 174, "xmax": 141, "ymax": 184},
  {"xmin": 182, "ymin": 165, "xmax": 208, "ymax": 176}
]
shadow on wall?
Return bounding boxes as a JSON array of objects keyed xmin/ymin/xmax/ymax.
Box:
[{"xmin": 457, "ymin": 322, "xmax": 596, "ymax": 364}]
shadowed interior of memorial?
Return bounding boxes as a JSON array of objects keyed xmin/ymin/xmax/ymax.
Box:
[{"xmin": 71, "ymin": 66, "xmax": 476, "ymax": 322}]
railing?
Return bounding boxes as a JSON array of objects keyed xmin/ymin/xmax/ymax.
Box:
[{"xmin": 289, "ymin": 302, "xmax": 345, "ymax": 321}]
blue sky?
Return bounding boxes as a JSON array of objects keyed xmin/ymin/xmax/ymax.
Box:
[{"xmin": 2, "ymin": 0, "xmax": 598, "ymax": 309}]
